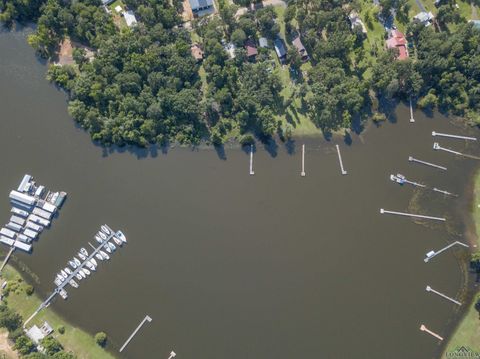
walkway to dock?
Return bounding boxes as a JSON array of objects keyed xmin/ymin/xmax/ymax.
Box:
[
  {"xmin": 119, "ymin": 315, "xmax": 153, "ymax": 353},
  {"xmin": 0, "ymin": 247, "xmax": 15, "ymax": 272},
  {"xmin": 249, "ymin": 145, "xmax": 254, "ymax": 176},
  {"xmin": 301, "ymin": 144, "xmax": 306, "ymax": 177},
  {"xmin": 409, "ymin": 97, "xmax": 415, "ymax": 123},
  {"xmin": 380, "ymin": 209, "xmax": 445, "ymax": 221},
  {"xmin": 335, "ymin": 145, "xmax": 347, "ymax": 175},
  {"xmin": 408, "ymin": 156, "xmax": 447, "ymax": 171}
]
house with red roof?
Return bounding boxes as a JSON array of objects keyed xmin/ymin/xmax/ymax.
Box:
[
  {"xmin": 386, "ymin": 30, "xmax": 408, "ymax": 60},
  {"xmin": 245, "ymin": 39, "xmax": 258, "ymax": 60}
]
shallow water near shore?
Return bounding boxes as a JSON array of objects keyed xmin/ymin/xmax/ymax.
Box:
[{"xmin": 1, "ymin": 28, "xmax": 480, "ymax": 359}]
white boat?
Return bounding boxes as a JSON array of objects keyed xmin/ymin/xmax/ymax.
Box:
[
  {"xmin": 75, "ymin": 273, "xmax": 83, "ymax": 281},
  {"xmin": 61, "ymin": 270, "xmax": 68, "ymax": 279},
  {"xmin": 79, "ymin": 269, "xmax": 87, "ymax": 278},
  {"xmin": 54, "ymin": 277, "xmax": 62, "ymax": 286},
  {"xmin": 98, "ymin": 231, "xmax": 107, "ymax": 240},
  {"xmin": 104, "ymin": 245, "xmax": 112, "ymax": 254},
  {"xmin": 57, "ymin": 274, "xmax": 65, "ymax": 282},
  {"xmin": 65, "ymin": 268, "xmax": 72, "ymax": 275},
  {"xmin": 108, "ymin": 242, "xmax": 116, "ymax": 251},
  {"xmin": 116, "ymin": 231, "xmax": 127, "ymax": 243},
  {"xmin": 100, "ymin": 250, "xmax": 110, "ymax": 260},
  {"xmin": 85, "ymin": 261, "xmax": 96, "ymax": 271},
  {"xmin": 80, "ymin": 248, "xmax": 88, "ymax": 256},
  {"xmin": 112, "ymin": 236, "xmax": 123, "ymax": 246},
  {"xmin": 101, "ymin": 225, "xmax": 111, "ymax": 235},
  {"xmin": 59, "ymin": 289, "xmax": 68, "ymax": 300},
  {"xmin": 81, "ymin": 268, "xmax": 90, "ymax": 276},
  {"xmin": 69, "ymin": 279, "xmax": 79, "ymax": 288},
  {"xmin": 74, "ymin": 257, "xmax": 81, "ymax": 266},
  {"xmin": 95, "ymin": 253, "xmax": 104, "ymax": 261},
  {"xmin": 69, "ymin": 260, "xmax": 77, "ymax": 269},
  {"xmin": 90, "ymin": 258, "xmax": 98, "ymax": 267},
  {"xmin": 94, "ymin": 235, "xmax": 103, "ymax": 244},
  {"xmin": 78, "ymin": 252, "xmax": 86, "ymax": 261}
]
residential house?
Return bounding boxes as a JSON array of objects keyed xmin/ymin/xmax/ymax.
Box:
[
  {"xmin": 245, "ymin": 39, "xmax": 258, "ymax": 59},
  {"xmin": 386, "ymin": 29, "xmax": 408, "ymax": 60},
  {"xmin": 191, "ymin": 43, "xmax": 204, "ymax": 62},
  {"xmin": 26, "ymin": 321, "xmax": 53, "ymax": 345},
  {"xmin": 102, "ymin": 0, "xmax": 115, "ymax": 5},
  {"xmin": 274, "ymin": 37, "xmax": 287, "ymax": 63},
  {"xmin": 413, "ymin": 11, "xmax": 434, "ymax": 26},
  {"xmin": 292, "ymin": 36, "xmax": 309, "ymax": 62},
  {"xmin": 348, "ymin": 11, "xmax": 367, "ymax": 34},
  {"xmin": 470, "ymin": 19, "xmax": 480, "ymax": 29},
  {"xmin": 189, "ymin": 0, "xmax": 215, "ymax": 17}
]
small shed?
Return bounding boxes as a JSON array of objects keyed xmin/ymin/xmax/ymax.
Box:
[
  {"xmin": 259, "ymin": 37, "xmax": 268, "ymax": 48},
  {"xmin": 245, "ymin": 39, "xmax": 258, "ymax": 58}
]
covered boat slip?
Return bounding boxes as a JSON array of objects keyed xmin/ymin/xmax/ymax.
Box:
[{"xmin": 0, "ymin": 174, "xmax": 66, "ymax": 253}]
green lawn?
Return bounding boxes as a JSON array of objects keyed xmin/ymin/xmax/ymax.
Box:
[
  {"xmin": 1, "ymin": 266, "xmax": 116, "ymax": 359},
  {"xmin": 444, "ymin": 170, "xmax": 480, "ymax": 355}
]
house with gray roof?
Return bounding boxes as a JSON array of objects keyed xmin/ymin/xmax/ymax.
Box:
[
  {"xmin": 274, "ymin": 37, "xmax": 287, "ymax": 64},
  {"xmin": 189, "ymin": 0, "xmax": 215, "ymax": 16}
]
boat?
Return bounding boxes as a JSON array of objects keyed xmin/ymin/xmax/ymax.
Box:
[
  {"xmin": 108, "ymin": 242, "xmax": 116, "ymax": 251},
  {"xmin": 112, "ymin": 236, "xmax": 123, "ymax": 246},
  {"xmin": 85, "ymin": 261, "xmax": 96, "ymax": 271},
  {"xmin": 57, "ymin": 274, "xmax": 65, "ymax": 282},
  {"xmin": 390, "ymin": 174, "xmax": 406, "ymax": 185},
  {"xmin": 69, "ymin": 260, "xmax": 77, "ymax": 269},
  {"xmin": 98, "ymin": 231, "xmax": 107, "ymax": 240},
  {"xmin": 75, "ymin": 273, "xmax": 83, "ymax": 281},
  {"xmin": 101, "ymin": 225, "xmax": 111, "ymax": 235},
  {"xmin": 54, "ymin": 277, "xmax": 62, "ymax": 286},
  {"xmin": 104, "ymin": 245, "xmax": 112, "ymax": 254},
  {"xmin": 74, "ymin": 257, "xmax": 81, "ymax": 266},
  {"xmin": 59, "ymin": 289, "xmax": 68, "ymax": 300},
  {"xmin": 94, "ymin": 235, "xmax": 103, "ymax": 244},
  {"xmin": 61, "ymin": 270, "xmax": 68, "ymax": 279},
  {"xmin": 100, "ymin": 250, "xmax": 110, "ymax": 260},
  {"xmin": 95, "ymin": 253, "xmax": 104, "ymax": 261},
  {"xmin": 78, "ymin": 252, "xmax": 86, "ymax": 261},
  {"xmin": 65, "ymin": 268, "xmax": 72, "ymax": 275},
  {"xmin": 82, "ymin": 268, "xmax": 91, "ymax": 276},
  {"xmin": 79, "ymin": 269, "xmax": 87, "ymax": 278},
  {"xmin": 90, "ymin": 258, "xmax": 98, "ymax": 267},
  {"xmin": 116, "ymin": 231, "xmax": 127, "ymax": 243},
  {"xmin": 69, "ymin": 279, "xmax": 79, "ymax": 288},
  {"xmin": 80, "ymin": 248, "xmax": 88, "ymax": 256}
]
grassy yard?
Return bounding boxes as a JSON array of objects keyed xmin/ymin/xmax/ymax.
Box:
[
  {"xmin": 444, "ymin": 170, "xmax": 480, "ymax": 355},
  {"xmin": 1, "ymin": 266, "xmax": 116, "ymax": 359}
]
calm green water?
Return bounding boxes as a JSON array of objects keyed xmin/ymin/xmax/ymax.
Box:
[{"xmin": 0, "ymin": 27, "xmax": 479, "ymax": 359}]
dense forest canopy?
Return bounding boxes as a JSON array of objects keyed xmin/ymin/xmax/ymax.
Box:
[{"xmin": 1, "ymin": 0, "xmax": 480, "ymax": 146}]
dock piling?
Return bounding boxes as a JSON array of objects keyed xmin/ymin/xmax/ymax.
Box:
[
  {"xmin": 301, "ymin": 144, "xmax": 306, "ymax": 177},
  {"xmin": 426, "ymin": 285, "xmax": 461, "ymax": 306},
  {"xmin": 380, "ymin": 208, "xmax": 445, "ymax": 221},
  {"xmin": 119, "ymin": 315, "xmax": 153, "ymax": 353},
  {"xmin": 420, "ymin": 324, "xmax": 443, "ymax": 341},
  {"xmin": 335, "ymin": 145, "xmax": 347, "ymax": 175}
]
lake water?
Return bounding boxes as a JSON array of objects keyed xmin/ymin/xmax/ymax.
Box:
[{"xmin": 0, "ymin": 27, "xmax": 479, "ymax": 359}]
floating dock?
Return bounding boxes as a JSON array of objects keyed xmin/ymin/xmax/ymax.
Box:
[
  {"xmin": 426, "ymin": 285, "xmax": 461, "ymax": 306},
  {"xmin": 424, "ymin": 241, "xmax": 469, "ymax": 263},
  {"xmin": 380, "ymin": 208, "xmax": 445, "ymax": 221},
  {"xmin": 420, "ymin": 324, "xmax": 443, "ymax": 341},
  {"xmin": 408, "ymin": 156, "xmax": 447, "ymax": 171},
  {"xmin": 335, "ymin": 145, "xmax": 347, "ymax": 175},
  {"xmin": 119, "ymin": 315, "xmax": 153, "ymax": 353},
  {"xmin": 249, "ymin": 145, "xmax": 254, "ymax": 176},
  {"xmin": 432, "ymin": 131, "xmax": 477, "ymax": 141},
  {"xmin": 301, "ymin": 144, "xmax": 306, "ymax": 177}
]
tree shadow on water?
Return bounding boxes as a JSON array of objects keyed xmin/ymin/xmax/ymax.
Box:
[
  {"xmin": 214, "ymin": 144, "xmax": 227, "ymax": 160},
  {"xmin": 285, "ymin": 138, "xmax": 296, "ymax": 155}
]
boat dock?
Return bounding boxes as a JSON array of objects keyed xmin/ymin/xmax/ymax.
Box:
[
  {"xmin": 119, "ymin": 315, "xmax": 153, "ymax": 353},
  {"xmin": 433, "ymin": 142, "xmax": 468, "ymax": 157},
  {"xmin": 426, "ymin": 285, "xmax": 461, "ymax": 306},
  {"xmin": 420, "ymin": 324, "xmax": 443, "ymax": 341},
  {"xmin": 335, "ymin": 145, "xmax": 347, "ymax": 175},
  {"xmin": 432, "ymin": 131, "xmax": 477, "ymax": 141},
  {"xmin": 249, "ymin": 145, "xmax": 254, "ymax": 176},
  {"xmin": 168, "ymin": 351, "xmax": 177, "ymax": 359},
  {"xmin": 424, "ymin": 241, "xmax": 469, "ymax": 263},
  {"xmin": 432, "ymin": 188, "xmax": 457, "ymax": 197},
  {"xmin": 390, "ymin": 174, "xmax": 426, "ymax": 188},
  {"xmin": 409, "ymin": 97, "xmax": 415, "ymax": 123},
  {"xmin": 380, "ymin": 208, "xmax": 445, "ymax": 221},
  {"xmin": 0, "ymin": 247, "xmax": 15, "ymax": 272},
  {"xmin": 408, "ymin": 156, "xmax": 447, "ymax": 171},
  {"xmin": 301, "ymin": 144, "xmax": 306, "ymax": 177}
]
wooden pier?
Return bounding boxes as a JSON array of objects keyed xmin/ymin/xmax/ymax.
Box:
[
  {"xmin": 409, "ymin": 97, "xmax": 415, "ymax": 123},
  {"xmin": 432, "ymin": 131, "xmax": 477, "ymax": 141},
  {"xmin": 420, "ymin": 324, "xmax": 443, "ymax": 341},
  {"xmin": 0, "ymin": 247, "xmax": 15, "ymax": 272},
  {"xmin": 432, "ymin": 188, "xmax": 457, "ymax": 197},
  {"xmin": 249, "ymin": 145, "xmax": 254, "ymax": 176},
  {"xmin": 301, "ymin": 144, "xmax": 306, "ymax": 177},
  {"xmin": 408, "ymin": 156, "xmax": 447, "ymax": 171},
  {"xmin": 424, "ymin": 241, "xmax": 469, "ymax": 263},
  {"xmin": 119, "ymin": 315, "xmax": 153, "ymax": 353},
  {"xmin": 433, "ymin": 142, "xmax": 466, "ymax": 157},
  {"xmin": 335, "ymin": 145, "xmax": 347, "ymax": 175},
  {"xmin": 380, "ymin": 208, "xmax": 445, "ymax": 221},
  {"xmin": 426, "ymin": 285, "xmax": 461, "ymax": 306}
]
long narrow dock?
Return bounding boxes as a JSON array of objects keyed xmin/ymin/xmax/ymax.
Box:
[
  {"xmin": 0, "ymin": 247, "xmax": 15, "ymax": 272},
  {"xmin": 433, "ymin": 142, "xmax": 467, "ymax": 157},
  {"xmin": 119, "ymin": 315, "xmax": 153, "ymax": 353},
  {"xmin": 335, "ymin": 145, "xmax": 347, "ymax": 175},
  {"xmin": 424, "ymin": 241, "xmax": 469, "ymax": 263},
  {"xmin": 432, "ymin": 131, "xmax": 477, "ymax": 141},
  {"xmin": 426, "ymin": 285, "xmax": 461, "ymax": 306},
  {"xmin": 301, "ymin": 144, "xmax": 306, "ymax": 177},
  {"xmin": 420, "ymin": 324, "xmax": 444, "ymax": 341},
  {"xmin": 409, "ymin": 97, "xmax": 415, "ymax": 123},
  {"xmin": 380, "ymin": 208, "xmax": 445, "ymax": 221},
  {"xmin": 249, "ymin": 145, "xmax": 254, "ymax": 176},
  {"xmin": 408, "ymin": 156, "xmax": 447, "ymax": 171},
  {"xmin": 433, "ymin": 187, "xmax": 457, "ymax": 197}
]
